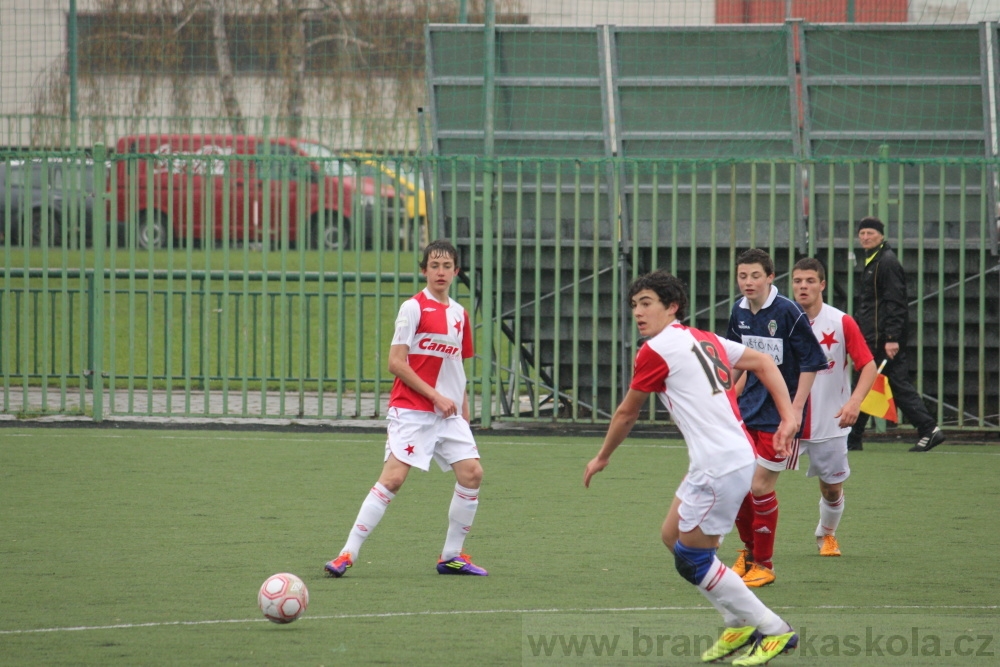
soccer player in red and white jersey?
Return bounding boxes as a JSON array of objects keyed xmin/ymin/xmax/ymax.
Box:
[
  {"xmin": 324, "ymin": 240, "xmax": 488, "ymax": 578},
  {"xmin": 792, "ymin": 258, "xmax": 877, "ymax": 558},
  {"xmin": 584, "ymin": 271, "xmax": 800, "ymax": 666}
]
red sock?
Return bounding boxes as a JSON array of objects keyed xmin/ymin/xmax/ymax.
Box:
[
  {"xmin": 735, "ymin": 492, "xmax": 755, "ymax": 552},
  {"xmin": 751, "ymin": 491, "xmax": 779, "ymax": 569}
]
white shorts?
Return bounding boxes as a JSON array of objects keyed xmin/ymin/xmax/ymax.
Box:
[
  {"xmin": 385, "ymin": 407, "xmax": 479, "ymax": 472},
  {"xmin": 799, "ymin": 435, "xmax": 851, "ymax": 485},
  {"xmin": 675, "ymin": 463, "xmax": 754, "ymax": 536}
]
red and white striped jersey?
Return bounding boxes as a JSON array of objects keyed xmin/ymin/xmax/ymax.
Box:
[
  {"xmin": 388, "ymin": 288, "xmax": 474, "ymax": 414},
  {"xmin": 800, "ymin": 303, "xmax": 874, "ymax": 442},
  {"xmin": 630, "ymin": 322, "xmax": 757, "ymax": 477}
]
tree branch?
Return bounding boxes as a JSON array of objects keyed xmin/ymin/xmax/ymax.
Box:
[{"xmin": 306, "ymin": 33, "xmax": 374, "ymax": 50}]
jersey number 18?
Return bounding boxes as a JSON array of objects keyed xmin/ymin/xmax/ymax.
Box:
[{"xmin": 691, "ymin": 341, "xmax": 733, "ymax": 395}]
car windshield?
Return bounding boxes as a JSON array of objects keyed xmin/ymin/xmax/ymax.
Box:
[
  {"xmin": 294, "ymin": 140, "xmax": 358, "ymax": 178},
  {"xmin": 339, "ymin": 153, "xmax": 424, "ymax": 194},
  {"xmin": 366, "ymin": 158, "xmax": 424, "ymax": 196},
  {"xmin": 258, "ymin": 143, "xmax": 312, "ymax": 180},
  {"xmin": 290, "ymin": 141, "xmax": 425, "ymax": 195},
  {"xmin": 55, "ymin": 159, "xmax": 96, "ymax": 191},
  {"xmin": 2, "ymin": 158, "xmax": 95, "ymax": 191}
]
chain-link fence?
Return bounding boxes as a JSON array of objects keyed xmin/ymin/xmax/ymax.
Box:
[{"xmin": 4, "ymin": 1, "xmax": 1000, "ymax": 152}]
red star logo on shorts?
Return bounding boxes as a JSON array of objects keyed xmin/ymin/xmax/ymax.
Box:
[
  {"xmin": 820, "ymin": 330, "xmax": 838, "ymax": 349},
  {"xmin": 405, "ymin": 444, "xmax": 415, "ymax": 455}
]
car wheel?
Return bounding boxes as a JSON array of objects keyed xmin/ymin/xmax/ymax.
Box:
[
  {"xmin": 387, "ymin": 215, "xmax": 428, "ymax": 252},
  {"xmin": 136, "ymin": 213, "xmax": 167, "ymax": 250},
  {"xmin": 30, "ymin": 209, "xmax": 62, "ymax": 247},
  {"xmin": 313, "ymin": 213, "xmax": 351, "ymax": 251},
  {"xmin": 380, "ymin": 201, "xmax": 406, "ymax": 250},
  {"xmin": 412, "ymin": 216, "xmax": 429, "ymax": 250}
]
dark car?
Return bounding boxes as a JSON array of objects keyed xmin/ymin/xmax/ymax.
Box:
[{"xmin": 0, "ymin": 157, "xmax": 97, "ymax": 247}]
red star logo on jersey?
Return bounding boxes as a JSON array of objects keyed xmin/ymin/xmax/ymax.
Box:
[
  {"xmin": 453, "ymin": 318, "xmax": 462, "ymax": 335},
  {"xmin": 820, "ymin": 330, "xmax": 838, "ymax": 350},
  {"xmin": 404, "ymin": 444, "xmax": 415, "ymax": 455}
]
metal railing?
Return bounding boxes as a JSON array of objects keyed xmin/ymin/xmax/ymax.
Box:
[
  {"xmin": 2, "ymin": 150, "xmax": 998, "ymax": 430},
  {"xmin": 0, "ymin": 267, "xmax": 429, "ymax": 419}
]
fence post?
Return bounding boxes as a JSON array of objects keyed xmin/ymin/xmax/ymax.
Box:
[
  {"xmin": 874, "ymin": 143, "xmax": 890, "ymax": 434},
  {"xmin": 877, "ymin": 144, "xmax": 890, "ymax": 223},
  {"xmin": 90, "ymin": 143, "xmax": 107, "ymax": 422},
  {"xmin": 68, "ymin": 0, "xmax": 79, "ymax": 150},
  {"xmin": 478, "ymin": 0, "xmax": 496, "ymax": 428},
  {"xmin": 86, "ymin": 270, "xmax": 94, "ymax": 389}
]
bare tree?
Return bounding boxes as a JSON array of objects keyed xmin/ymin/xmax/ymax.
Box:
[
  {"xmin": 30, "ymin": 0, "xmax": 524, "ymax": 150},
  {"xmin": 209, "ymin": 0, "xmax": 247, "ymax": 134},
  {"xmin": 279, "ymin": 0, "xmax": 308, "ymax": 138}
]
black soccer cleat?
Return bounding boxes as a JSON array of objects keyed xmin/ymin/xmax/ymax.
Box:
[{"xmin": 909, "ymin": 427, "xmax": 945, "ymax": 452}]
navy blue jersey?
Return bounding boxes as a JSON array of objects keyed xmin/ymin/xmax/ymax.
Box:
[{"xmin": 725, "ymin": 285, "xmax": 828, "ymax": 432}]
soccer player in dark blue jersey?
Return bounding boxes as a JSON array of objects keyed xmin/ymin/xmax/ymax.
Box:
[{"xmin": 725, "ymin": 249, "xmax": 828, "ymax": 587}]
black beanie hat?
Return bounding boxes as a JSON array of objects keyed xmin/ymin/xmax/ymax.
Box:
[{"xmin": 857, "ymin": 217, "xmax": 885, "ymax": 235}]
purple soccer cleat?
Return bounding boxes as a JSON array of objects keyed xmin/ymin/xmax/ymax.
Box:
[
  {"xmin": 324, "ymin": 552, "xmax": 353, "ymax": 578},
  {"xmin": 436, "ymin": 553, "xmax": 488, "ymax": 576}
]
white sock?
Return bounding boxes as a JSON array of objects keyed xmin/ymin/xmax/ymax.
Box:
[
  {"xmin": 441, "ymin": 483, "xmax": 479, "ymax": 560},
  {"xmin": 697, "ymin": 557, "xmax": 789, "ymax": 635},
  {"xmin": 815, "ymin": 493, "xmax": 845, "ymax": 538},
  {"xmin": 697, "ymin": 588, "xmax": 741, "ymax": 628},
  {"xmin": 341, "ymin": 482, "xmax": 394, "ymax": 559}
]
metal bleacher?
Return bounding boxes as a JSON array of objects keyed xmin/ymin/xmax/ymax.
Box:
[{"xmin": 425, "ymin": 21, "xmax": 1000, "ymax": 424}]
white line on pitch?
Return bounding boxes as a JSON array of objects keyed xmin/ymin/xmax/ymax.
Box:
[{"xmin": 2, "ymin": 604, "xmax": 996, "ymax": 636}]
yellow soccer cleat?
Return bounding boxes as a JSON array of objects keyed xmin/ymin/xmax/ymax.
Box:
[
  {"xmin": 741, "ymin": 562, "xmax": 775, "ymax": 588},
  {"xmin": 701, "ymin": 626, "xmax": 761, "ymax": 663},
  {"xmin": 818, "ymin": 534, "xmax": 841, "ymax": 557},
  {"xmin": 731, "ymin": 548, "xmax": 752, "ymax": 577},
  {"xmin": 732, "ymin": 630, "xmax": 798, "ymax": 666}
]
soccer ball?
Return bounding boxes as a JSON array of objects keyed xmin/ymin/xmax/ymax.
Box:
[{"xmin": 258, "ymin": 573, "xmax": 309, "ymax": 624}]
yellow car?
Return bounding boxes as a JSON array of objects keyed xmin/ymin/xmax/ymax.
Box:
[
  {"xmin": 295, "ymin": 142, "xmax": 429, "ymax": 249},
  {"xmin": 341, "ymin": 151, "xmax": 427, "ymax": 221}
]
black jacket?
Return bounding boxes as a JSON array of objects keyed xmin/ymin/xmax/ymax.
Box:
[{"xmin": 855, "ymin": 242, "xmax": 909, "ymax": 348}]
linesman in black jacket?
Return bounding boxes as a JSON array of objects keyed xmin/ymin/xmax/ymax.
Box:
[{"xmin": 847, "ymin": 217, "xmax": 945, "ymax": 452}]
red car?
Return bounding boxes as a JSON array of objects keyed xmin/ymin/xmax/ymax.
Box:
[
  {"xmin": 112, "ymin": 134, "xmax": 366, "ymax": 250},
  {"xmin": 282, "ymin": 138, "xmax": 401, "ymax": 249}
]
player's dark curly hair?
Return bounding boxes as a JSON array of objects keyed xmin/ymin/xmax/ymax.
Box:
[
  {"xmin": 793, "ymin": 256, "xmax": 826, "ymax": 282},
  {"xmin": 420, "ymin": 239, "xmax": 460, "ymax": 270},
  {"xmin": 627, "ymin": 270, "xmax": 688, "ymax": 322},
  {"xmin": 736, "ymin": 248, "xmax": 775, "ymax": 276}
]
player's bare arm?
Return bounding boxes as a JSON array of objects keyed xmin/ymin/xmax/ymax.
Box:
[
  {"xmin": 388, "ymin": 343, "xmax": 458, "ymax": 417},
  {"xmin": 733, "ymin": 370, "xmax": 747, "ymax": 396},
  {"xmin": 791, "ymin": 371, "xmax": 817, "ymax": 414},
  {"xmin": 584, "ymin": 388, "xmax": 649, "ymax": 487},
  {"xmin": 836, "ymin": 359, "xmax": 878, "ymax": 428},
  {"xmin": 733, "ymin": 349, "xmax": 798, "ymax": 456}
]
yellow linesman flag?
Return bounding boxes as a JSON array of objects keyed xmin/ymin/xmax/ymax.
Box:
[{"xmin": 860, "ymin": 360, "xmax": 898, "ymax": 423}]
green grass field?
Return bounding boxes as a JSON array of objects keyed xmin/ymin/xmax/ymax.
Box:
[{"xmin": 1, "ymin": 428, "xmax": 997, "ymax": 665}]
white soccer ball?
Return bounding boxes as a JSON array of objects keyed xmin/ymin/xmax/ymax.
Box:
[{"xmin": 258, "ymin": 573, "xmax": 309, "ymax": 624}]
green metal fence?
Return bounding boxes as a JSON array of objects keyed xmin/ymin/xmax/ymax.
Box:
[
  {"xmin": 1, "ymin": 267, "xmax": 424, "ymax": 418},
  {"xmin": 2, "ymin": 150, "xmax": 998, "ymax": 431}
]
